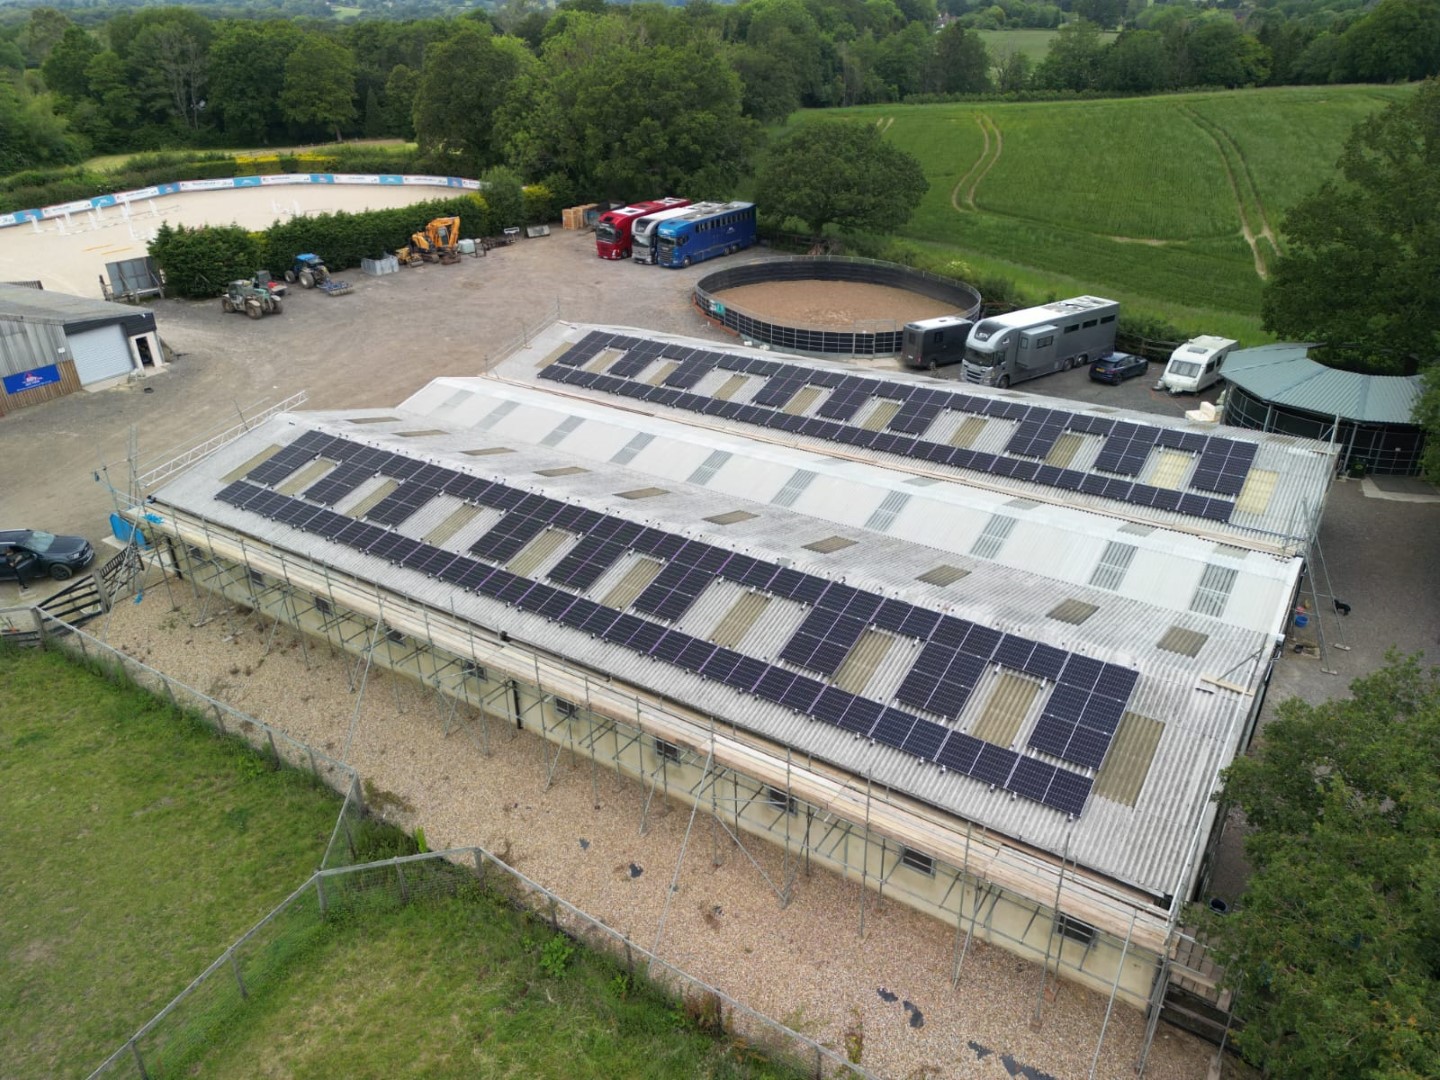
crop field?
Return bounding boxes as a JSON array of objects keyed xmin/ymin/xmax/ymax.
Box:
[
  {"xmin": 0, "ymin": 645, "xmax": 341, "ymax": 1079},
  {"xmin": 807, "ymin": 85, "xmax": 1414, "ymax": 337}
]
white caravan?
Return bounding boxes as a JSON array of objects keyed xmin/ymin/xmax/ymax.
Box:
[{"xmin": 1159, "ymin": 336, "xmax": 1237, "ymax": 394}]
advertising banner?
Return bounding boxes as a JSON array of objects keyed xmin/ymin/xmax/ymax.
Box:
[{"xmin": 3, "ymin": 364, "xmax": 62, "ymax": 395}]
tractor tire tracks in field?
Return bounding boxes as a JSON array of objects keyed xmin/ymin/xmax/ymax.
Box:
[
  {"xmin": 1179, "ymin": 105, "xmax": 1278, "ymax": 279},
  {"xmin": 951, "ymin": 113, "xmax": 1002, "ymax": 212}
]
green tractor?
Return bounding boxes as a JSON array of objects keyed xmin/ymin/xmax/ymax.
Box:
[
  {"xmin": 284, "ymin": 253, "xmax": 332, "ymax": 289},
  {"xmin": 221, "ymin": 280, "xmax": 282, "ymax": 319}
]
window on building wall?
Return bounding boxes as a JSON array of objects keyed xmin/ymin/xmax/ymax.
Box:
[
  {"xmin": 313, "ymin": 595, "xmax": 333, "ymax": 617},
  {"xmin": 654, "ymin": 737, "xmax": 681, "ymax": 762},
  {"xmin": 462, "ymin": 660, "xmax": 486, "ymax": 681},
  {"xmin": 1057, "ymin": 914, "xmax": 1096, "ymax": 947},
  {"xmin": 901, "ymin": 848, "xmax": 935, "ymax": 876},
  {"xmin": 554, "ymin": 697, "xmax": 579, "ymax": 719},
  {"xmin": 384, "ymin": 626, "xmax": 405, "ymax": 646},
  {"xmin": 247, "ymin": 568, "xmax": 265, "ymax": 588},
  {"xmin": 766, "ymin": 786, "xmax": 798, "ymax": 814}
]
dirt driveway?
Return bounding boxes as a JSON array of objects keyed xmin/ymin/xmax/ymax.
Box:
[{"xmin": 0, "ymin": 228, "xmax": 731, "ymax": 557}]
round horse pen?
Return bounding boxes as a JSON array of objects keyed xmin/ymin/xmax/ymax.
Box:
[{"xmin": 693, "ymin": 256, "xmax": 982, "ymax": 357}]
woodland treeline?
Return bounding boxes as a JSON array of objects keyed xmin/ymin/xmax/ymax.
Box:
[{"xmin": 2, "ymin": 0, "xmax": 1437, "ymax": 186}]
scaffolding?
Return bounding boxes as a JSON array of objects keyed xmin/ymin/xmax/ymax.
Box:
[{"xmin": 125, "ymin": 503, "xmax": 1240, "ymax": 1072}]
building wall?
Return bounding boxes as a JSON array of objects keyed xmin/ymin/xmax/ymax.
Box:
[
  {"xmin": 167, "ymin": 538, "xmax": 1166, "ymax": 1012},
  {"xmin": 68, "ymin": 323, "xmax": 135, "ymax": 387},
  {"xmin": 0, "ymin": 315, "xmax": 67, "ymax": 377}
]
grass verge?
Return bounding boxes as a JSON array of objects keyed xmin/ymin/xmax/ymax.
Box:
[{"xmin": 0, "ymin": 644, "xmax": 342, "ymax": 1079}]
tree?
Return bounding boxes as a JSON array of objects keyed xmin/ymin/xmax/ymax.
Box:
[
  {"xmin": 501, "ymin": 15, "xmax": 759, "ymax": 201},
  {"xmin": 993, "ymin": 47, "xmax": 1032, "ymax": 92},
  {"xmin": 413, "ymin": 25, "xmax": 533, "ymax": 174},
  {"xmin": 22, "ymin": 7, "xmax": 71, "ymax": 67},
  {"xmin": 1033, "ymin": 19, "xmax": 1106, "ymax": 91},
  {"xmin": 1098, "ymin": 29, "xmax": 1173, "ymax": 93},
  {"xmin": 40, "ymin": 25, "xmax": 99, "ymax": 101},
  {"xmin": 1181, "ymin": 19, "xmax": 1270, "ymax": 88},
  {"xmin": 1261, "ymin": 80, "xmax": 1440, "ymax": 381},
  {"xmin": 209, "ymin": 21, "xmax": 302, "ymax": 144},
  {"xmin": 1336, "ymin": 0, "xmax": 1440, "ymax": 83},
  {"xmin": 1210, "ymin": 656, "xmax": 1440, "ymax": 1079},
  {"xmin": 280, "ymin": 33, "xmax": 357, "ymax": 143},
  {"xmin": 927, "ymin": 23, "xmax": 992, "ymax": 94},
  {"xmin": 756, "ymin": 120, "xmax": 927, "ymax": 236},
  {"xmin": 731, "ymin": 44, "xmax": 802, "ymax": 123}
]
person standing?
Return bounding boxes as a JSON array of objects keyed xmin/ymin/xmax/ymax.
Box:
[{"xmin": 5, "ymin": 545, "xmax": 33, "ymax": 594}]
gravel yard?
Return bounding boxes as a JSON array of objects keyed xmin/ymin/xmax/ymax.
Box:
[
  {"xmin": 714, "ymin": 280, "xmax": 960, "ymax": 328},
  {"xmin": 99, "ymin": 584, "xmax": 1218, "ymax": 1080}
]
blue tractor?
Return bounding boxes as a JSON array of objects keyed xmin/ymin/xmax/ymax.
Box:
[{"xmin": 284, "ymin": 253, "xmax": 332, "ymax": 289}]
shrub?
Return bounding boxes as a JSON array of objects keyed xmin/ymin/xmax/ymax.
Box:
[{"xmin": 149, "ymin": 222, "xmax": 261, "ymax": 299}]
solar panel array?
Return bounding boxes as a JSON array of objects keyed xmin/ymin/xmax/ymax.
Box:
[
  {"xmin": 218, "ymin": 428, "xmax": 1147, "ymax": 818},
  {"xmin": 540, "ymin": 330, "xmax": 1258, "ymax": 524}
]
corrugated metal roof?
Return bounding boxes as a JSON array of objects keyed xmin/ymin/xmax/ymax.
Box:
[
  {"xmin": 151, "ymin": 410, "xmax": 1291, "ymax": 899},
  {"xmin": 393, "ymin": 380, "xmax": 1298, "ymax": 635},
  {"xmin": 488, "ymin": 324, "xmax": 1337, "ymax": 554},
  {"xmin": 1223, "ymin": 343, "xmax": 1424, "ymax": 425},
  {"xmin": 0, "ymin": 282, "xmax": 154, "ymax": 334}
]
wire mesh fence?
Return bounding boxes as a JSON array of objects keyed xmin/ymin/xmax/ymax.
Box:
[
  {"xmin": 88, "ymin": 848, "xmax": 876, "ymax": 1080},
  {"xmin": 20, "ymin": 614, "xmax": 872, "ymax": 1080}
]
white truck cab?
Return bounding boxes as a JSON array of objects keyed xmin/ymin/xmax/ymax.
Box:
[{"xmin": 1159, "ymin": 336, "xmax": 1237, "ymax": 394}]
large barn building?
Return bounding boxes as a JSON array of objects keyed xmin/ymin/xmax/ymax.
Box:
[{"xmin": 133, "ymin": 323, "xmax": 1336, "ymax": 1035}]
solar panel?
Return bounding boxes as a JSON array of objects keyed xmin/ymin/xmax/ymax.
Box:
[
  {"xmin": 971, "ymin": 744, "xmax": 1018, "ymax": 788},
  {"xmin": 1008, "ymin": 755, "xmax": 1057, "ymax": 802},
  {"xmin": 1042, "ymin": 769, "xmax": 1092, "ymax": 816},
  {"xmin": 936, "ymin": 731, "xmax": 982, "ymax": 774}
]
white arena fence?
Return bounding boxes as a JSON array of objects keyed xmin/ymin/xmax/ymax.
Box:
[{"xmin": 0, "ymin": 173, "xmax": 483, "ymax": 230}]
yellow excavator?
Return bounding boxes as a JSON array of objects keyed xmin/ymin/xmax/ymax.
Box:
[{"xmin": 397, "ymin": 216, "xmax": 462, "ymax": 266}]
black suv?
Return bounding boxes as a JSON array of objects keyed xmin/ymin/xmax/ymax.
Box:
[{"xmin": 0, "ymin": 530, "xmax": 96, "ymax": 581}]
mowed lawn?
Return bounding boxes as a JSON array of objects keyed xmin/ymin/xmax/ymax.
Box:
[
  {"xmin": 0, "ymin": 646, "xmax": 341, "ymax": 1079},
  {"xmin": 802, "ymin": 85, "xmax": 1414, "ymax": 335}
]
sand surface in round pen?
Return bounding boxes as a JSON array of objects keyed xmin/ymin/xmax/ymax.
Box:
[
  {"xmin": 713, "ymin": 280, "xmax": 960, "ymax": 328},
  {"xmin": 0, "ymin": 185, "xmax": 455, "ymax": 296},
  {"xmin": 98, "ymin": 589, "xmax": 1216, "ymax": 1080}
]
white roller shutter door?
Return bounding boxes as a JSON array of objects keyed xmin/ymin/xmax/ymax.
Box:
[{"xmin": 68, "ymin": 325, "xmax": 133, "ymax": 385}]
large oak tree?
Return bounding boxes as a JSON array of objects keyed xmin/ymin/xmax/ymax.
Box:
[{"xmin": 756, "ymin": 119, "xmax": 927, "ymax": 237}]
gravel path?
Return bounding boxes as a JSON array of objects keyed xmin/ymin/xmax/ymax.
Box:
[
  {"xmin": 101, "ymin": 587, "xmax": 1216, "ymax": 1080},
  {"xmin": 714, "ymin": 281, "xmax": 960, "ymax": 328}
]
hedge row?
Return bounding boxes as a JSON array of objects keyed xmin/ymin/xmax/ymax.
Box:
[
  {"xmin": 149, "ymin": 194, "xmax": 516, "ymax": 299},
  {"xmin": 0, "ymin": 146, "xmax": 424, "ymax": 216}
]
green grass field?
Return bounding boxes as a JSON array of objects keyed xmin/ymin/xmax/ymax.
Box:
[
  {"xmin": 976, "ymin": 28, "xmax": 1117, "ymax": 63},
  {"xmin": 191, "ymin": 886, "xmax": 806, "ymax": 1079},
  {"xmin": 0, "ymin": 645, "xmax": 810, "ymax": 1079},
  {"xmin": 0, "ymin": 646, "xmax": 341, "ymax": 1079},
  {"xmin": 805, "ymin": 85, "xmax": 1415, "ymax": 339}
]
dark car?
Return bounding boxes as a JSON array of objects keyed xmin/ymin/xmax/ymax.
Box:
[
  {"xmin": 1089, "ymin": 352, "xmax": 1148, "ymax": 384},
  {"xmin": 0, "ymin": 529, "xmax": 96, "ymax": 581}
]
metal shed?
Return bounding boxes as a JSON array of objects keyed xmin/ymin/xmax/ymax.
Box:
[
  {"xmin": 1222, "ymin": 343, "xmax": 1427, "ymax": 476},
  {"xmin": 0, "ymin": 283, "xmax": 164, "ymax": 412}
]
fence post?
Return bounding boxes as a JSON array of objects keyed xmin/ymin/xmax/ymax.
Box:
[
  {"xmin": 473, "ymin": 848, "xmax": 485, "ymax": 887},
  {"xmin": 129, "ymin": 1037, "xmax": 150, "ymax": 1080},
  {"xmin": 307, "ymin": 746, "xmax": 319, "ymax": 780},
  {"xmin": 266, "ymin": 729, "xmax": 279, "ymax": 768},
  {"xmin": 549, "ymin": 896, "xmax": 559, "ymax": 931},
  {"xmin": 212, "ymin": 703, "xmax": 226, "ymax": 736},
  {"xmin": 316, "ymin": 873, "xmax": 328, "ymax": 918},
  {"xmin": 395, "ymin": 862, "xmax": 409, "ymax": 903},
  {"xmin": 229, "ymin": 948, "xmax": 248, "ymax": 1000}
]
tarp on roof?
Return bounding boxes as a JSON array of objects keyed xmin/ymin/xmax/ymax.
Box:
[{"xmin": 1224, "ymin": 344, "xmax": 1424, "ymax": 426}]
